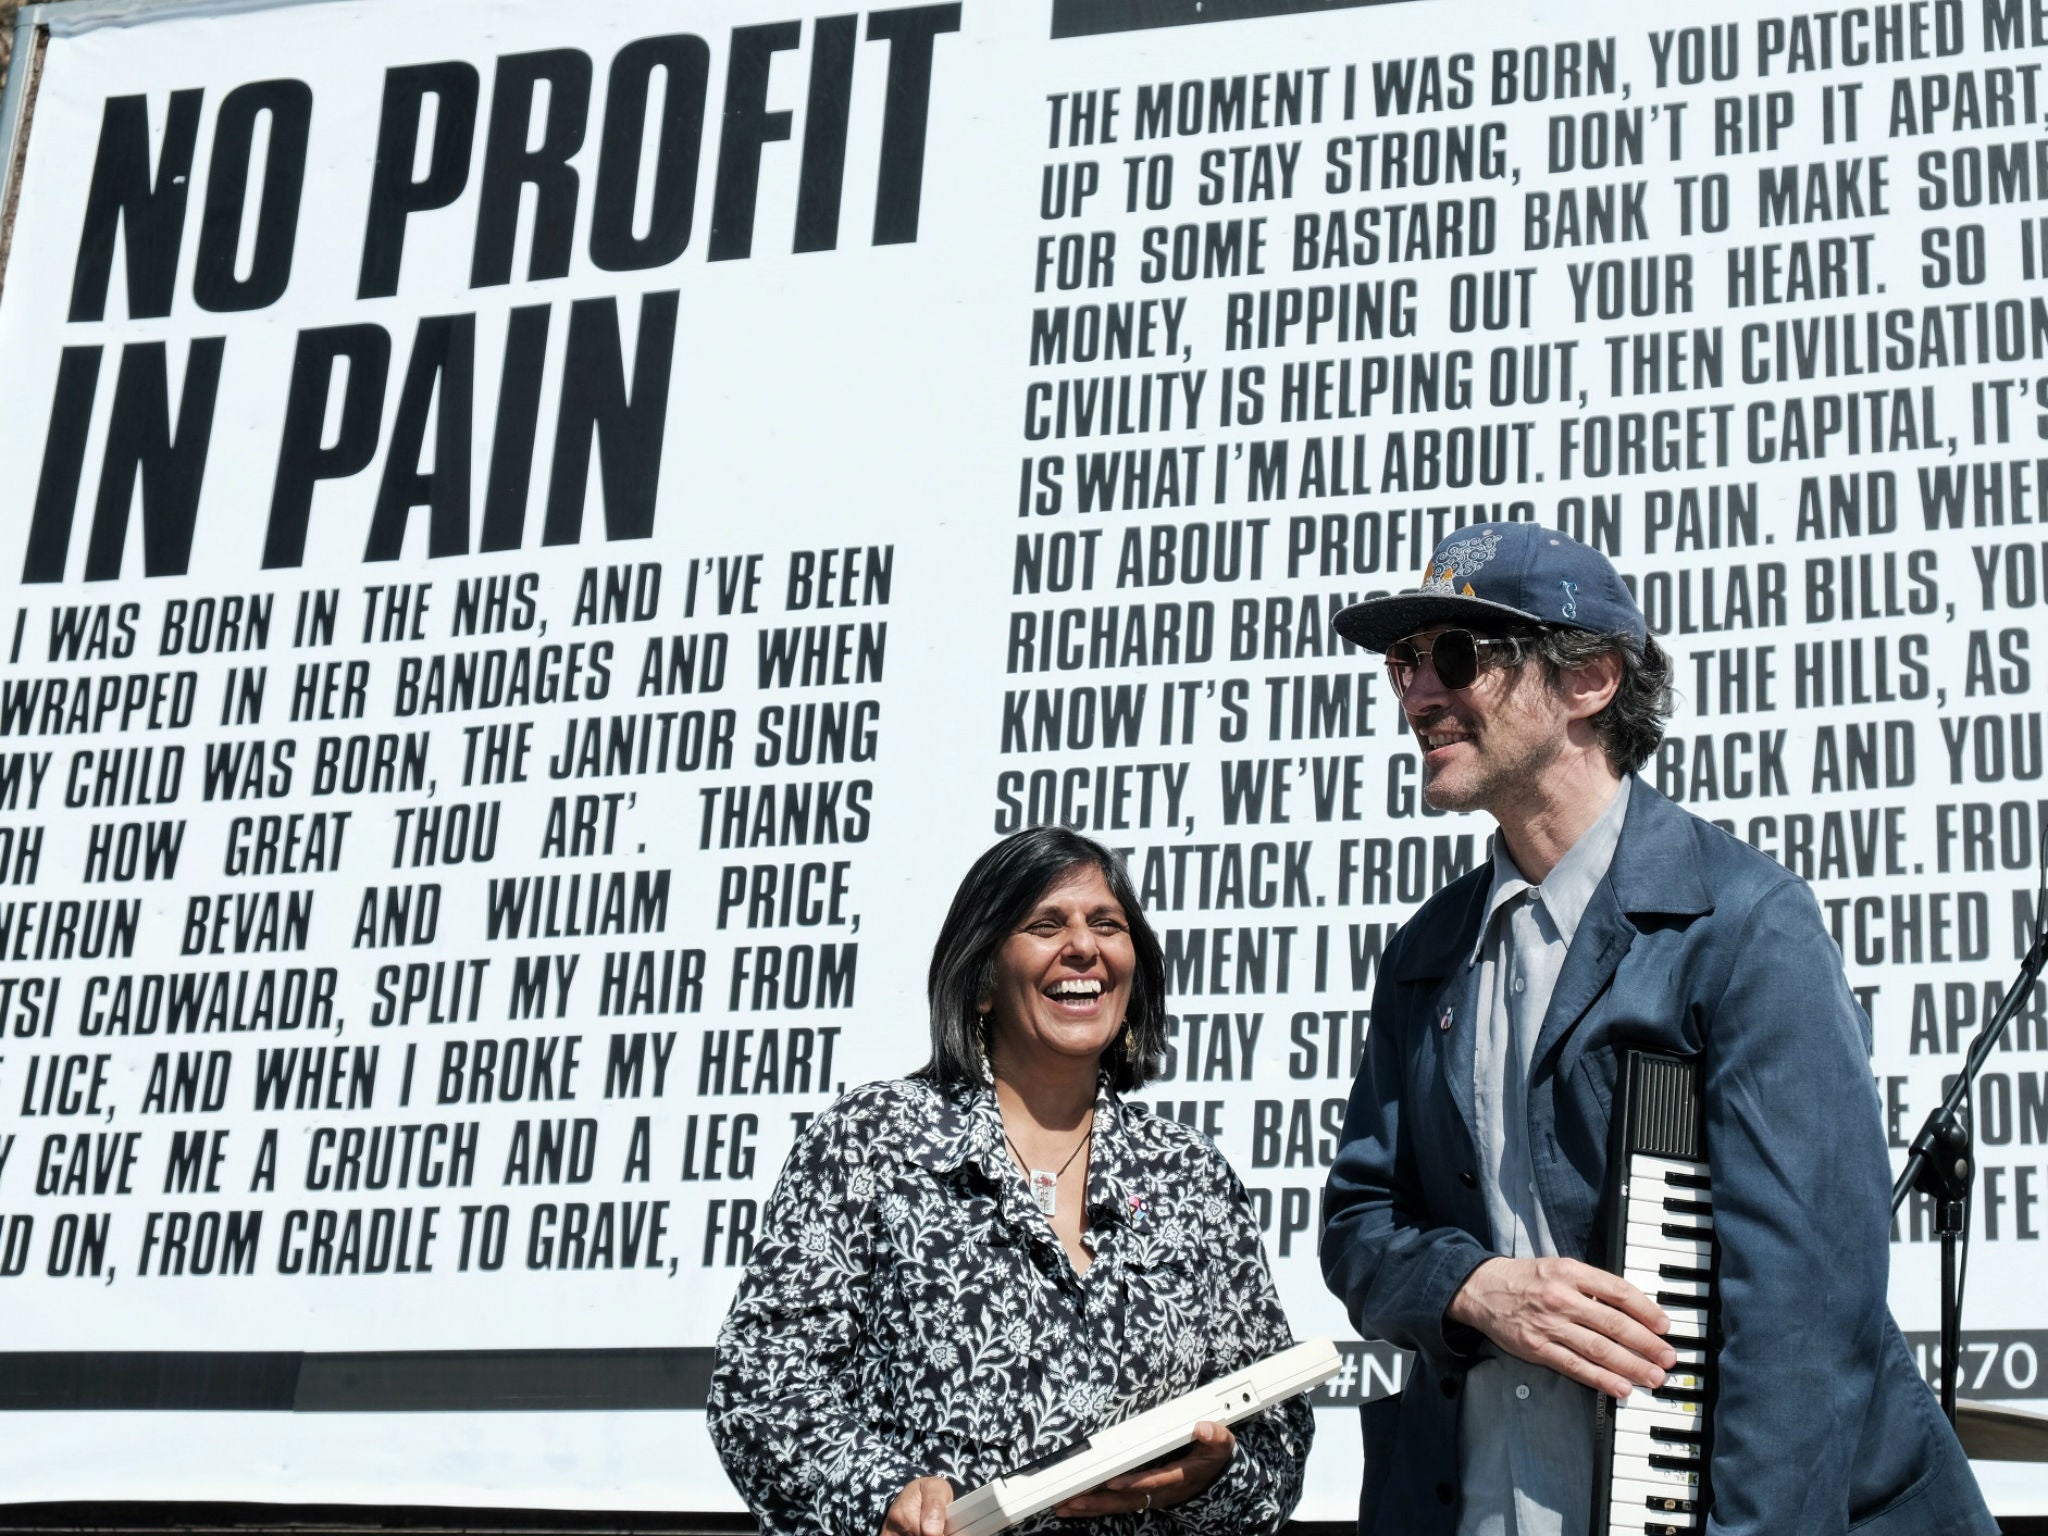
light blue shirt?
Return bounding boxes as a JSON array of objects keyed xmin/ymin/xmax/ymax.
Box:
[{"xmin": 1457, "ymin": 778, "xmax": 1630, "ymax": 1536}]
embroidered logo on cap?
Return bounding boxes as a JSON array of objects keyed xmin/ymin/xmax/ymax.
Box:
[
  {"xmin": 1559, "ymin": 578, "xmax": 1580, "ymax": 620},
  {"xmin": 1420, "ymin": 529, "xmax": 1503, "ymax": 598}
]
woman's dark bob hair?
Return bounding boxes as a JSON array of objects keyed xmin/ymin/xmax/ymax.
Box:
[{"xmin": 919, "ymin": 827, "xmax": 1167, "ymax": 1092}]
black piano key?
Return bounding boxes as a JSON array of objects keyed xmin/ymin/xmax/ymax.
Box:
[
  {"xmin": 1665, "ymin": 1169, "xmax": 1710, "ymax": 1190},
  {"xmin": 1661, "ymin": 1196, "xmax": 1713, "ymax": 1216},
  {"xmin": 1650, "ymin": 1426, "xmax": 1704, "ymax": 1447},
  {"xmin": 1661, "ymin": 1221, "xmax": 1712, "ymax": 1240},
  {"xmin": 1648, "ymin": 1452, "xmax": 1704, "ymax": 1472},
  {"xmin": 1659, "ymin": 1263, "xmax": 1713, "ymax": 1282}
]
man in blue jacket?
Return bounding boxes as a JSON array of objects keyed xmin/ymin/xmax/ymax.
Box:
[{"xmin": 1320, "ymin": 523, "xmax": 1992, "ymax": 1536}]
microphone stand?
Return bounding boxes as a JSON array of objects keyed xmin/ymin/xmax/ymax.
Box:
[{"xmin": 1891, "ymin": 921, "xmax": 2048, "ymax": 1427}]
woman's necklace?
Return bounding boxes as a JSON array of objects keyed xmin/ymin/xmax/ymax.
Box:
[{"xmin": 1002, "ymin": 1115, "xmax": 1093, "ymax": 1219}]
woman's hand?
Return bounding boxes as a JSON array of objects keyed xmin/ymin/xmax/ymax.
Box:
[
  {"xmin": 1051, "ymin": 1420, "xmax": 1236, "ymax": 1520},
  {"xmin": 882, "ymin": 1475, "xmax": 955, "ymax": 1536}
]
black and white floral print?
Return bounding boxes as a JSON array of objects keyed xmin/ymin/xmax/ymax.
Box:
[{"xmin": 707, "ymin": 1076, "xmax": 1312, "ymax": 1536}]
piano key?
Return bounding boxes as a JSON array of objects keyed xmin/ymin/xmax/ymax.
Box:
[
  {"xmin": 1627, "ymin": 1170, "xmax": 1706, "ymax": 1194},
  {"xmin": 1611, "ymin": 1477, "xmax": 1699, "ymax": 1515},
  {"xmin": 1627, "ymin": 1201, "xmax": 1705, "ymax": 1229},
  {"xmin": 1632, "ymin": 1153, "xmax": 1709, "ymax": 1184},
  {"xmin": 1618, "ymin": 1391, "xmax": 1705, "ymax": 1421},
  {"xmin": 1615, "ymin": 1400, "xmax": 1705, "ymax": 1438},
  {"xmin": 1649, "ymin": 1195, "xmax": 1713, "ymax": 1222},
  {"xmin": 1649, "ymin": 1302, "xmax": 1709, "ymax": 1328},
  {"xmin": 1615, "ymin": 1430, "xmax": 1703, "ymax": 1462},
  {"xmin": 1605, "ymin": 1466, "xmax": 1703, "ymax": 1507},
  {"xmin": 1608, "ymin": 1453, "xmax": 1701, "ymax": 1492},
  {"xmin": 1624, "ymin": 1225, "xmax": 1713, "ymax": 1268},
  {"xmin": 1625, "ymin": 1210, "xmax": 1711, "ymax": 1243},
  {"xmin": 1615, "ymin": 1429, "xmax": 1703, "ymax": 1468},
  {"xmin": 1613, "ymin": 1409, "xmax": 1695, "ymax": 1441},
  {"xmin": 1629, "ymin": 1159, "xmax": 1707, "ymax": 1184},
  {"xmin": 1652, "ymin": 1373, "xmax": 1710, "ymax": 1398},
  {"xmin": 1610, "ymin": 1507, "xmax": 1700, "ymax": 1530},
  {"xmin": 1627, "ymin": 1200, "xmax": 1711, "ymax": 1230},
  {"xmin": 1658, "ymin": 1263, "xmax": 1714, "ymax": 1283},
  {"xmin": 1611, "ymin": 1520, "xmax": 1698, "ymax": 1536},
  {"xmin": 1624, "ymin": 1267, "xmax": 1710, "ymax": 1302},
  {"xmin": 1628, "ymin": 1166, "xmax": 1713, "ymax": 1202}
]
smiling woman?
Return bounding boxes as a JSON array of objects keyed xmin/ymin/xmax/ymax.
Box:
[{"xmin": 707, "ymin": 827, "xmax": 1312, "ymax": 1536}]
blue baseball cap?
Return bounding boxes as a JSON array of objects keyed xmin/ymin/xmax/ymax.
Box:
[{"xmin": 1332, "ymin": 522, "xmax": 1646, "ymax": 654}]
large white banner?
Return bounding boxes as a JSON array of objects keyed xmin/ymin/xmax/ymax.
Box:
[{"xmin": 1, "ymin": 0, "xmax": 2046, "ymax": 1517}]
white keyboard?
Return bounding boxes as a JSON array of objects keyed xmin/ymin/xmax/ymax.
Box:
[
  {"xmin": 1595, "ymin": 1056, "xmax": 1717, "ymax": 1536},
  {"xmin": 945, "ymin": 1338, "xmax": 1339, "ymax": 1536}
]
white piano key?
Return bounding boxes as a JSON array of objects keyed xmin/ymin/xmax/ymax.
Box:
[
  {"xmin": 1624, "ymin": 1267, "xmax": 1711, "ymax": 1302},
  {"xmin": 1616, "ymin": 1416, "xmax": 1705, "ymax": 1446},
  {"xmin": 1613, "ymin": 1433, "xmax": 1705, "ymax": 1475},
  {"xmin": 1625, "ymin": 1198, "xmax": 1713, "ymax": 1231},
  {"xmin": 1616, "ymin": 1390, "xmax": 1705, "ymax": 1425},
  {"xmin": 1625, "ymin": 1202, "xmax": 1711, "ymax": 1233},
  {"xmin": 1615, "ymin": 1400, "xmax": 1705, "ymax": 1439},
  {"xmin": 1612, "ymin": 1519, "xmax": 1700, "ymax": 1536},
  {"xmin": 1611, "ymin": 1475, "xmax": 1702, "ymax": 1514},
  {"xmin": 1606, "ymin": 1452, "xmax": 1702, "ymax": 1490},
  {"xmin": 1629, "ymin": 1177, "xmax": 1709, "ymax": 1199},
  {"xmin": 1630, "ymin": 1155, "xmax": 1712, "ymax": 1187},
  {"xmin": 1629, "ymin": 1383, "xmax": 1710, "ymax": 1414},
  {"xmin": 1611, "ymin": 1514, "xmax": 1701, "ymax": 1536},
  {"xmin": 1625, "ymin": 1199, "xmax": 1709, "ymax": 1229},
  {"xmin": 1624, "ymin": 1223, "xmax": 1713, "ymax": 1266},
  {"xmin": 1627, "ymin": 1166, "xmax": 1713, "ymax": 1203}
]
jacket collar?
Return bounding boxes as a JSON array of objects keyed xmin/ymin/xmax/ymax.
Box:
[
  {"xmin": 1607, "ymin": 776, "xmax": 1714, "ymax": 917},
  {"xmin": 1392, "ymin": 777, "xmax": 1712, "ymax": 983}
]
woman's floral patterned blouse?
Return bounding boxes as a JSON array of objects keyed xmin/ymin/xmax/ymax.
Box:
[{"xmin": 708, "ymin": 1076, "xmax": 1313, "ymax": 1535}]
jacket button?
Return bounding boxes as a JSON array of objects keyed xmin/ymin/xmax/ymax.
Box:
[
  {"xmin": 1458, "ymin": 1170, "xmax": 1477, "ymax": 1189},
  {"xmin": 1436, "ymin": 1482, "xmax": 1455, "ymax": 1505},
  {"xmin": 1440, "ymin": 1376, "xmax": 1458, "ymax": 1399}
]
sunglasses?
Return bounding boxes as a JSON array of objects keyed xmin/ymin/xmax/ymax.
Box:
[{"xmin": 1383, "ymin": 629, "xmax": 1529, "ymax": 697}]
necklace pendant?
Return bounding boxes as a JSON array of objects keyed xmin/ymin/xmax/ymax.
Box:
[{"xmin": 1028, "ymin": 1169, "xmax": 1059, "ymax": 1218}]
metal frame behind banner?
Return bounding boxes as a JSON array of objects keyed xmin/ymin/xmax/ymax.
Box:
[{"xmin": 0, "ymin": 8, "xmax": 47, "ymax": 300}]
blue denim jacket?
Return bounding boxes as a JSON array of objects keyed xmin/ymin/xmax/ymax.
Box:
[{"xmin": 1322, "ymin": 780, "xmax": 1995, "ymax": 1536}]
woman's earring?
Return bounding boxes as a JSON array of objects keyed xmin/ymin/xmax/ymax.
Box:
[
  {"xmin": 1122, "ymin": 1022, "xmax": 1139, "ymax": 1064},
  {"xmin": 976, "ymin": 1011, "xmax": 995, "ymax": 1084}
]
